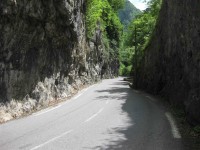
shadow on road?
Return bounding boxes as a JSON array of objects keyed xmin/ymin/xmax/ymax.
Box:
[
  {"xmin": 87, "ymin": 80, "xmax": 185, "ymax": 150},
  {"xmin": 110, "ymin": 81, "xmax": 130, "ymax": 86}
]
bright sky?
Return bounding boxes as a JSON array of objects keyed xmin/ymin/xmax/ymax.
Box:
[{"xmin": 129, "ymin": 0, "xmax": 149, "ymax": 10}]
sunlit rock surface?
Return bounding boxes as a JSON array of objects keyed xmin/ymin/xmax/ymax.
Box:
[{"xmin": 0, "ymin": 0, "xmax": 118, "ymax": 122}]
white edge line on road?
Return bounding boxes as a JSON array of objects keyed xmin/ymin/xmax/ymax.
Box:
[
  {"xmin": 73, "ymin": 86, "xmax": 90, "ymax": 100},
  {"xmin": 84, "ymin": 108, "xmax": 104, "ymax": 123},
  {"xmin": 73, "ymin": 93, "xmax": 83, "ymax": 100},
  {"xmin": 165, "ymin": 112, "xmax": 181, "ymax": 139},
  {"xmin": 33, "ymin": 85, "xmax": 92, "ymax": 117},
  {"xmin": 83, "ymin": 87, "xmax": 89, "ymax": 92},
  {"xmin": 62, "ymin": 87, "xmax": 89, "ymax": 104},
  {"xmin": 146, "ymin": 96, "xmax": 156, "ymax": 102},
  {"xmin": 30, "ymin": 130, "xmax": 73, "ymax": 150},
  {"xmin": 133, "ymin": 90, "xmax": 140, "ymax": 93},
  {"xmin": 106, "ymin": 100, "xmax": 109, "ymax": 104},
  {"xmin": 33, "ymin": 105, "xmax": 61, "ymax": 117}
]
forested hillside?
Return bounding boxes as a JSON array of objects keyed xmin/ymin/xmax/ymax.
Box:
[
  {"xmin": 118, "ymin": 0, "xmax": 141, "ymax": 28},
  {"xmin": 118, "ymin": 1, "xmax": 142, "ymax": 76}
]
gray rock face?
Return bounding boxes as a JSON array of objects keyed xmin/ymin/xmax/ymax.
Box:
[
  {"xmin": 0, "ymin": 0, "xmax": 117, "ymax": 104},
  {"xmin": 136, "ymin": 0, "xmax": 200, "ymax": 125}
]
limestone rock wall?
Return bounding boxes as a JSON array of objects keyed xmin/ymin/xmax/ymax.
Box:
[
  {"xmin": 0, "ymin": 0, "xmax": 116, "ymax": 104},
  {"xmin": 136, "ymin": 0, "xmax": 200, "ymax": 124}
]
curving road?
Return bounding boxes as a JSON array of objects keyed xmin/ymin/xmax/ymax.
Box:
[{"xmin": 0, "ymin": 78, "xmax": 183, "ymax": 150}]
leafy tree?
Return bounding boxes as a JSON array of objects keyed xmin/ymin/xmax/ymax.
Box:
[
  {"xmin": 86, "ymin": 0, "xmax": 123, "ymax": 43},
  {"xmin": 119, "ymin": 0, "xmax": 162, "ymax": 76},
  {"xmin": 125, "ymin": 0, "xmax": 162, "ymax": 71},
  {"xmin": 86, "ymin": 0, "xmax": 124, "ymax": 76},
  {"xmin": 108, "ymin": 0, "xmax": 125, "ymax": 12}
]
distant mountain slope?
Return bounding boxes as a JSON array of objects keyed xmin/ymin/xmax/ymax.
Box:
[{"xmin": 118, "ymin": 0, "xmax": 141, "ymax": 28}]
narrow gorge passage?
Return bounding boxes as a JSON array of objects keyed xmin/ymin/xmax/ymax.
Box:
[
  {"xmin": 0, "ymin": 78, "xmax": 183, "ymax": 150},
  {"xmin": 0, "ymin": 0, "xmax": 200, "ymax": 149}
]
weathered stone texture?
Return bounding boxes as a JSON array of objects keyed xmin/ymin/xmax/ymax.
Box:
[
  {"xmin": 136, "ymin": 0, "xmax": 200, "ymax": 124},
  {"xmin": 0, "ymin": 0, "xmax": 117, "ymax": 104}
]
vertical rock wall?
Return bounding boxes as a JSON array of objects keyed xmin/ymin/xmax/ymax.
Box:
[
  {"xmin": 0, "ymin": 0, "xmax": 118, "ymax": 104},
  {"xmin": 136, "ymin": 0, "xmax": 200, "ymax": 124}
]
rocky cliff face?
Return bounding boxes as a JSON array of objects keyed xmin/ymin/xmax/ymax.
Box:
[
  {"xmin": 136, "ymin": 0, "xmax": 200, "ymax": 125},
  {"xmin": 0, "ymin": 0, "xmax": 118, "ymax": 105}
]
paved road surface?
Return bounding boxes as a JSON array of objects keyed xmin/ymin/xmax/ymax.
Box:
[{"xmin": 0, "ymin": 78, "xmax": 183, "ymax": 150}]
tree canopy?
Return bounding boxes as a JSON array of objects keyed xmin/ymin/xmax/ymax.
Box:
[
  {"xmin": 119, "ymin": 0, "xmax": 162, "ymax": 76},
  {"xmin": 86, "ymin": 0, "xmax": 123, "ymax": 43},
  {"xmin": 108, "ymin": 0, "xmax": 125, "ymax": 12}
]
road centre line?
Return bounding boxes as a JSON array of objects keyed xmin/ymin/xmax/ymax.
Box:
[
  {"xmin": 30, "ymin": 130, "xmax": 73, "ymax": 150},
  {"xmin": 165, "ymin": 112, "xmax": 181, "ymax": 139}
]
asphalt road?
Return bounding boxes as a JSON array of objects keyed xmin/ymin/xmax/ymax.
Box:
[{"xmin": 0, "ymin": 78, "xmax": 183, "ymax": 150}]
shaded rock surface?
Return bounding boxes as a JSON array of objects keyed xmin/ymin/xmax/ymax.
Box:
[
  {"xmin": 0, "ymin": 0, "xmax": 119, "ymax": 122},
  {"xmin": 136, "ymin": 0, "xmax": 200, "ymax": 125}
]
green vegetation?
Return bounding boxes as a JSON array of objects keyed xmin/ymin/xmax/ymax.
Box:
[
  {"xmin": 170, "ymin": 105, "xmax": 200, "ymax": 137},
  {"xmin": 108, "ymin": 0, "xmax": 125, "ymax": 12},
  {"xmin": 86, "ymin": 0, "xmax": 123, "ymax": 43},
  {"xmin": 86, "ymin": 0, "xmax": 161, "ymax": 77},
  {"xmin": 129, "ymin": 0, "xmax": 161, "ymax": 72},
  {"xmin": 119, "ymin": 0, "xmax": 162, "ymax": 76},
  {"xmin": 118, "ymin": 0, "xmax": 141, "ymax": 29},
  {"xmin": 119, "ymin": 43, "xmax": 134, "ymax": 76},
  {"xmin": 194, "ymin": 126, "xmax": 200, "ymax": 134},
  {"xmin": 118, "ymin": 0, "xmax": 141, "ymax": 76},
  {"xmin": 86, "ymin": 0, "xmax": 124, "ymax": 69}
]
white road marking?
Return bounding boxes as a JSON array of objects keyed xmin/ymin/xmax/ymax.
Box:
[
  {"xmin": 106, "ymin": 100, "xmax": 109, "ymax": 104},
  {"xmin": 33, "ymin": 105, "xmax": 61, "ymax": 116},
  {"xmin": 33, "ymin": 84, "xmax": 96, "ymax": 117},
  {"xmin": 146, "ymin": 96, "xmax": 156, "ymax": 102},
  {"xmin": 84, "ymin": 108, "xmax": 104, "ymax": 123},
  {"xmin": 61, "ymin": 87, "xmax": 89, "ymax": 104},
  {"xmin": 133, "ymin": 90, "xmax": 140, "ymax": 93},
  {"xmin": 83, "ymin": 88, "xmax": 89, "ymax": 92},
  {"xmin": 33, "ymin": 85, "xmax": 91, "ymax": 117},
  {"xmin": 165, "ymin": 112, "xmax": 181, "ymax": 139},
  {"xmin": 73, "ymin": 87, "xmax": 90, "ymax": 99},
  {"xmin": 73, "ymin": 93, "xmax": 83, "ymax": 100},
  {"xmin": 30, "ymin": 130, "xmax": 73, "ymax": 150}
]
